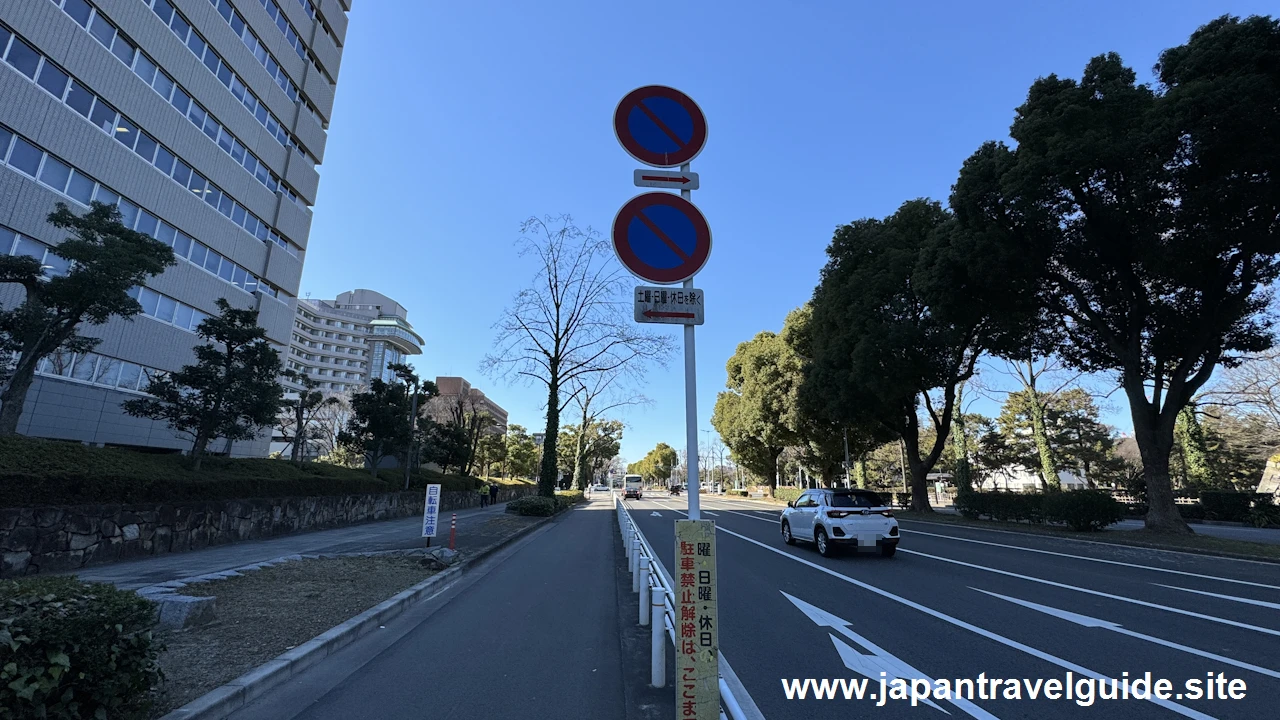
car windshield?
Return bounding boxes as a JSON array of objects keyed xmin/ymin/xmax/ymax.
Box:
[{"xmin": 828, "ymin": 492, "xmax": 884, "ymax": 508}]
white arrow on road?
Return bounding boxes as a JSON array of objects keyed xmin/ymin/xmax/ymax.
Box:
[
  {"xmin": 650, "ymin": 511, "xmax": 663, "ymax": 517},
  {"xmin": 782, "ymin": 592, "xmax": 997, "ymax": 719},
  {"xmin": 973, "ymin": 588, "xmax": 1280, "ymax": 680}
]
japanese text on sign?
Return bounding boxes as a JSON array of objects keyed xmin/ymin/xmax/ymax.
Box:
[
  {"xmin": 422, "ymin": 484, "xmax": 441, "ymax": 538},
  {"xmin": 675, "ymin": 520, "xmax": 719, "ymax": 719},
  {"xmin": 636, "ymin": 288, "xmax": 702, "ymax": 306}
]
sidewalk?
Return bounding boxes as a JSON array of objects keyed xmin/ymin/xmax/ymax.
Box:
[
  {"xmin": 225, "ymin": 494, "xmax": 668, "ymax": 720},
  {"xmin": 70, "ymin": 502, "xmax": 514, "ymax": 589}
]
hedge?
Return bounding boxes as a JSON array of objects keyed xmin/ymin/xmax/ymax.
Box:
[
  {"xmin": 0, "ymin": 577, "xmax": 161, "ymax": 719},
  {"xmin": 0, "ymin": 436, "xmax": 499, "ymax": 507},
  {"xmin": 506, "ymin": 491, "xmax": 585, "ymax": 517},
  {"xmin": 955, "ymin": 490, "xmax": 1125, "ymax": 531}
]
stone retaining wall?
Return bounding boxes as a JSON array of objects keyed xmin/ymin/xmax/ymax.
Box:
[{"xmin": 0, "ymin": 486, "xmax": 532, "ymax": 577}]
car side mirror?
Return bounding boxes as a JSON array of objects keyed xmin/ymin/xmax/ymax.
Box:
[{"xmin": 787, "ymin": 501, "xmax": 795, "ymax": 509}]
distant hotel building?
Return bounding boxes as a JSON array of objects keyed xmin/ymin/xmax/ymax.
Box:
[
  {"xmin": 429, "ymin": 376, "xmax": 508, "ymax": 435},
  {"xmin": 1, "ymin": 0, "xmax": 352, "ymax": 455},
  {"xmin": 271, "ymin": 288, "xmax": 423, "ymax": 457}
]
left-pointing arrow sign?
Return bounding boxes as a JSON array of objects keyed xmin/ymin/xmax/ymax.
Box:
[{"xmin": 633, "ymin": 169, "xmax": 700, "ymax": 190}]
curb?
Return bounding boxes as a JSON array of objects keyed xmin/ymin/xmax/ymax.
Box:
[{"xmin": 160, "ymin": 510, "xmax": 564, "ymax": 720}]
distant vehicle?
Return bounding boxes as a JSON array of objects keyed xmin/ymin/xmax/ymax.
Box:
[
  {"xmin": 780, "ymin": 489, "xmax": 899, "ymax": 558},
  {"xmin": 623, "ymin": 474, "xmax": 644, "ymax": 500},
  {"xmin": 669, "ymin": 484, "xmax": 682, "ymax": 495},
  {"xmin": 592, "ymin": 484, "xmax": 609, "ymax": 493}
]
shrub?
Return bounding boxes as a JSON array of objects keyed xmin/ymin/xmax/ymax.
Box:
[
  {"xmin": 956, "ymin": 492, "xmax": 1045, "ymax": 523},
  {"xmin": 731, "ymin": 490, "xmax": 749, "ymax": 497},
  {"xmin": 0, "ymin": 577, "xmax": 160, "ymax": 719},
  {"xmin": 1178, "ymin": 503, "xmax": 1207, "ymax": 521},
  {"xmin": 505, "ymin": 496, "xmax": 558, "ymax": 516},
  {"xmin": 894, "ymin": 491, "xmax": 912, "ymax": 510},
  {"xmin": 774, "ymin": 488, "xmax": 804, "ymax": 504},
  {"xmin": 1042, "ymin": 490, "xmax": 1126, "ymax": 531},
  {"xmin": 554, "ymin": 491, "xmax": 585, "ymax": 509},
  {"xmin": 1199, "ymin": 492, "xmax": 1254, "ymax": 522}
]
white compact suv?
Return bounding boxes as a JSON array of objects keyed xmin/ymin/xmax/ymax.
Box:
[{"xmin": 780, "ymin": 489, "xmax": 900, "ymax": 557}]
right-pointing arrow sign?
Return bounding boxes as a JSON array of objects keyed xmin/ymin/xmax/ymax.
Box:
[
  {"xmin": 782, "ymin": 592, "xmax": 999, "ymax": 719},
  {"xmin": 633, "ymin": 169, "xmax": 700, "ymax": 190},
  {"xmin": 973, "ymin": 588, "xmax": 1280, "ymax": 680}
]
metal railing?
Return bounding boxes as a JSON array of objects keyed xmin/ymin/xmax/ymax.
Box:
[{"xmin": 615, "ymin": 495, "xmax": 748, "ymax": 720}]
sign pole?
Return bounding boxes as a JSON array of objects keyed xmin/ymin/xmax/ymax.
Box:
[{"xmin": 681, "ymin": 162, "xmax": 701, "ymax": 521}]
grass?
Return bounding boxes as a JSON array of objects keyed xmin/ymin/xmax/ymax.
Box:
[
  {"xmin": 896, "ymin": 510, "xmax": 1280, "ymax": 562},
  {"xmin": 0, "ymin": 435, "xmax": 529, "ymax": 507}
]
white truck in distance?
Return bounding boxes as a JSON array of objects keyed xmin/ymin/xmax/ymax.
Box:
[{"xmin": 623, "ymin": 475, "xmax": 643, "ymax": 499}]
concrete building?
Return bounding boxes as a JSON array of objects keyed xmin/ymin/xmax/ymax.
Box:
[
  {"xmin": 0, "ymin": 0, "xmax": 351, "ymax": 455},
  {"xmin": 429, "ymin": 376, "xmax": 508, "ymax": 435},
  {"xmin": 271, "ymin": 289, "xmax": 424, "ymax": 458}
]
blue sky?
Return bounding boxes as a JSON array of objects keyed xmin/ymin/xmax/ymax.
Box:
[{"xmin": 299, "ymin": 0, "xmax": 1275, "ymax": 466}]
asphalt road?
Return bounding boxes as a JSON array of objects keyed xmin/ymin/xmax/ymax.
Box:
[{"xmin": 624, "ymin": 494, "xmax": 1280, "ymax": 720}]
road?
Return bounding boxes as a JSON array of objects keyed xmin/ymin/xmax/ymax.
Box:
[{"xmin": 625, "ymin": 494, "xmax": 1280, "ymax": 720}]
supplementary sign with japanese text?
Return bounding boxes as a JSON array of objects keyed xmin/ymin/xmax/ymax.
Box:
[
  {"xmin": 675, "ymin": 519, "xmax": 719, "ymax": 719},
  {"xmin": 422, "ymin": 484, "xmax": 441, "ymax": 538},
  {"xmin": 635, "ymin": 286, "xmax": 705, "ymax": 325}
]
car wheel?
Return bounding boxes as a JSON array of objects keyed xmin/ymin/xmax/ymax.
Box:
[
  {"xmin": 816, "ymin": 528, "xmax": 834, "ymax": 557},
  {"xmin": 781, "ymin": 521, "xmax": 795, "ymax": 545},
  {"xmin": 881, "ymin": 544, "xmax": 897, "ymax": 558}
]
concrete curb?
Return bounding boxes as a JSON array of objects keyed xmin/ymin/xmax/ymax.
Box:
[{"xmin": 159, "ymin": 510, "xmax": 564, "ymax": 720}]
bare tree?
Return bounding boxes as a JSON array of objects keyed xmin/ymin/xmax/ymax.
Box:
[
  {"xmin": 567, "ymin": 370, "xmax": 648, "ymax": 489},
  {"xmin": 1201, "ymin": 350, "xmax": 1280, "ymax": 433},
  {"xmin": 483, "ymin": 216, "xmax": 672, "ymax": 497},
  {"xmin": 310, "ymin": 392, "xmax": 353, "ymax": 459}
]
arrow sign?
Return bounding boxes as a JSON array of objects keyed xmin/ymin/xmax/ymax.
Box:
[
  {"xmin": 973, "ymin": 588, "xmax": 1280, "ymax": 680},
  {"xmin": 651, "ymin": 511, "xmax": 663, "ymax": 517},
  {"xmin": 634, "ymin": 285, "xmax": 705, "ymax": 325},
  {"xmin": 634, "ymin": 169, "xmax": 700, "ymax": 190},
  {"xmin": 782, "ymin": 592, "xmax": 998, "ymax": 719}
]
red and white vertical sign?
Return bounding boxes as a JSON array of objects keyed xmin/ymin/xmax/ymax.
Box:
[{"xmin": 675, "ymin": 519, "xmax": 719, "ymax": 718}]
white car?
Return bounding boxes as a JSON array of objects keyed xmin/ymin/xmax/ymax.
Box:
[
  {"xmin": 780, "ymin": 489, "xmax": 900, "ymax": 558},
  {"xmin": 591, "ymin": 484, "xmax": 609, "ymax": 492}
]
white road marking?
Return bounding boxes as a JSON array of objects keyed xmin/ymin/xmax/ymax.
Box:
[
  {"xmin": 1152, "ymin": 583, "xmax": 1280, "ymax": 611},
  {"xmin": 972, "ymin": 588, "xmax": 1280, "ymax": 681},
  {"xmin": 900, "ymin": 548, "xmax": 1280, "ymax": 638},
  {"xmin": 899, "ymin": 517, "xmax": 1279, "ymax": 567},
  {"xmin": 650, "ymin": 511, "xmax": 663, "ymax": 517},
  {"xmin": 658, "ymin": 504, "xmax": 1218, "ymax": 720},
  {"xmin": 901, "ymin": 528, "xmax": 1280, "ymax": 591}
]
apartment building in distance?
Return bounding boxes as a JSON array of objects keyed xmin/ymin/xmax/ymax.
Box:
[
  {"xmin": 0, "ymin": 0, "xmax": 352, "ymax": 455},
  {"xmin": 271, "ymin": 289, "xmax": 423, "ymax": 457},
  {"xmin": 430, "ymin": 376, "xmax": 509, "ymax": 435}
]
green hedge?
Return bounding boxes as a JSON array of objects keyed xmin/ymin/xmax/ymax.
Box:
[
  {"xmin": 506, "ymin": 496, "xmax": 558, "ymax": 516},
  {"xmin": 0, "ymin": 436, "xmax": 498, "ymax": 506},
  {"xmin": 955, "ymin": 490, "xmax": 1124, "ymax": 531},
  {"xmin": 0, "ymin": 577, "xmax": 161, "ymax": 719},
  {"xmin": 555, "ymin": 490, "xmax": 585, "ymax": 509},
  {"xmin": 1199, "ymin": 492, "xmax": 1258, "ymax": 523},
  {"xmin": 774, "ymin": 488, "xmax": 803, "ymax": 504}
]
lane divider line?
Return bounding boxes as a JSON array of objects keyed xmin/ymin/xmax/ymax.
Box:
[
  {"xmin": 1152, "ymin": 583, "xmax": 1280, "ymax": 611},
  {"xmin": 651, "ymin": 502, "xmax": 1218, "ymax": 720}
]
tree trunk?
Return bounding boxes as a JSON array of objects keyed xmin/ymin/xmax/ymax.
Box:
[
  {"xmin": 0, "ymin": 351, "xmax": 41, "ymax": 436},
  {"xmin": 1132, "ymin": 404, "xmax": 1192, "ymax": 534},
  {"xmin": 190, "ymin": 433, "xmax": 209, "ymax": 473},
  {"xmin": 1028, "ymin": 395, "xmax": 1059, "ymax": 491},
  {"xmin": 291, "ymin": 403, "xmax": 305, "ymax": 465},
  {"xmin": 951, "ymin": 386, "xmax": 973, "ymax": 494},
  {"xmin": 538, "ymin": 380, "xmax": 560, "ymax": 497},
  {"xmin": 765, "ymin": 448, "xmax": 782, "ymax": 496},
  {"xmin": 370, "ymin": 441, "xmax": 382, "ymax": 478},
  {"xmin": 901, "ymin": 421, "xmax": 933, "ymax": 512}
]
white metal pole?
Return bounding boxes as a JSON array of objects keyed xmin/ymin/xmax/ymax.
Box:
[
  {"xmin": 682, "ymin": 162, "xmax": 701, "ymax": 521},
  {"xmin": 632, "ymin": 541, "xmax": 643, "ymax": 592},
  {"xmin": 651, "ymin": 589, "xmax": 666, "ymax": 687},
  {"xmin": 638, "ymin": 557, "xmax": 650, "ymax": 625},
  {"xmin": 630, "ymin": 536, "xmax": 641, "ymax": 577}
]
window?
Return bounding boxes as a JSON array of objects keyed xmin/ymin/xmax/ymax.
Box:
[
  {"xmin": 36, "ymin": 63, "xmax": 69, "ymax": 98},
  {"xmin": 110, "ymin": 36, "xmax": 135, "ymax": 66},
  {"xmin": 828, "ymin": 492, "xmax": 886, "ymax": 508},
  {"xmin": 114, "ymin": 118, "xmax": 139, "ymax": 150},
  {"xmin": 64, "ymin": 0, "xmax": 93, "ymax": 26},
  {"xmin": 170, "ymin": 15, "xmax": 191, "ymax": 43},
  {"xmin": 7, "ymin": 137, "xmax": 42, "ymax": 176},
  {"xmin": 117, "ymin": 362, "xmax": 141, "ymax": 391},
  {"xmin": 88, "ymin": 14, "xmax": 116, "ymax": 49},
  {"xmin": 38, "ymin": 157, "xmax": 71, "ymax": 193},
  {"xmin": 188, "ymin": 243, "xmax": 206, "ymax": 267},
  {"xmin": 156, "ymin": 223, "xmax": 176, "ymax": 246},
  {"xmin": 155, "ymin": 295, "xmax": 177, "ymax": 323},
  {"xmin": 5, "ymin": 38, "xmax": 40, "ymax": 79},
  {"xmin": 71, "ymin": 354, "xmax": 97, "ymax": 383},
  {"xmin": 173, "ymin": 233, "xmax": 191, "ymax": 258},
  {"xmin": 134, "ymin": 55, "xmax": 157, "ymax": 85},
  {"xmin": 65, "ymin": 81, "xmax": 94, "ymax": 117},
  {"xmin": 43, "ymin": 252, "xmax": 71, "ymax": 277},
  {"xmin": 89, "ymin": 101, "xmax": 116, "ymax": 134},
  {"xmin": 0, "ymin": 127, "xmax": 10, "ymax": 158},
  {"xmin": 138, "ymin": 287, "xmax": 160, "ymax": 316},
  {"xmin": 135, "ymin": 211, "xmax": 158, "ymax": 238},
  {"xmin": 134, "ymin": 133, "xmax": 158, "ymax": 163},
  {"xmin": 93, "ymin": 187, "xmax": 118, "ymax": 206},
  {"xmin": 154, "ymin": 147, "xmax": 175, "ymax": 176},
  {"xmin": 93, "ymin": 357, "xmax": 120, "ymax": 387},
  {"xmin": 174, "ymin": 304, "xmax": 193, "ymax": 331},
  {"xmin": 66, "ymin": 171, "xmax": 94, "ymax": 204},
  {"xmin": 14, "ymin": 236, "xmax": 44, "ymax": 260},
  {"xmin": 153, "ymin": 71, "xmax": 174, "ymax": 101},
  {"xmin": 117, "ymin": 199, "xmax": 138, "ymax": 229}
]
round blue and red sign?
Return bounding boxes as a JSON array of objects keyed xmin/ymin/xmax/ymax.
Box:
[
  {"xmin": 612, "ymin": 192, "xmax": 712, "ymax": 285},
  {"xmin": 614, "ymin": 86, "xmax": 708, "ymax": 168}
]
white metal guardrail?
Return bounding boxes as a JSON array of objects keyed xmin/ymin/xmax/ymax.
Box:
[{"xmin": 615, "ymin": 494, "xmax": 748, "ymax": 720}]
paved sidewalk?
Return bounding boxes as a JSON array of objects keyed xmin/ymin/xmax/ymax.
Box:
[
  {"xmin": 226, "ymin": 494, "xmax": 659, "ymax": 720},
  {"xmin": 70, "ymin": 502, "xmax": 513, "ymax": 589}
]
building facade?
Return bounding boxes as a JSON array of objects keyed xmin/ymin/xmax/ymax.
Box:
[
  {"xmin": 0, "ymin": 0, "xmax": 351, "ymax": 455},
  {"xmin": 271, "ymin": 289, "xmax": 423, "ymax": 458},
  {"xmin": 429, "ymin": 376, "xmax": 508, "ymax": 435}
]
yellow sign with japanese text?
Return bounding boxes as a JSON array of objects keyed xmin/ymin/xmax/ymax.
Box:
[{"xmin": 674, "ymin": 520, "xmax": 719, "ymax": 719}]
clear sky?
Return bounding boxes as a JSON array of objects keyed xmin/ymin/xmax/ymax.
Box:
[{"xmin": 299, "ymin": 0, "xmax": 1275, "ymax": 467}]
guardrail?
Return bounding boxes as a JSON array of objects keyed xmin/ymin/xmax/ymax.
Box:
[{"xmin": 615, "ymin": 494, "xmax": 748, "ymax": 720}]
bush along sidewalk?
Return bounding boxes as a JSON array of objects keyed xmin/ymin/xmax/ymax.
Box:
[
  {"xmin": 0, "ymin": 576, "xmax": 162, "ymax": 719},
  {"xmin": 505, "ymin": 491, "xmax": 586, "ymax": 517},
  {"xmin": 955, "ymin": 490, "xmax": 1126, "ymax": 531}
]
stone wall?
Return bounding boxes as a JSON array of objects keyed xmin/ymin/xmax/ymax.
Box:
[{"xmin": 0, "ymin": 485, "xmax": 532, "ymax": 577}]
